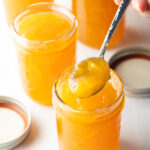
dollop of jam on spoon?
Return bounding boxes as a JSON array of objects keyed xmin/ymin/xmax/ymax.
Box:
[{"xmin": 69, "ymin": 57, "xmax": 110, "ymax": 98}]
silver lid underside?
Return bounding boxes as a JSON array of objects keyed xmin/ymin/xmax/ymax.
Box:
[
  {"xmin": 109, "ymin": 47, "xmax": 150, "ymax": 97},
  {"xmin": 0, "ymin": 96, "xmax": 31, "ymax": 150}
]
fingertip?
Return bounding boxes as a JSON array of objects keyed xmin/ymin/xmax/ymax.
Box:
[
  {"xmin": 114, "ymin": 0, "xmax": 121, "ymax": 5},
  {"xmin": 131, "ymin": 0, "xmax": 149, "ymax": 12}
]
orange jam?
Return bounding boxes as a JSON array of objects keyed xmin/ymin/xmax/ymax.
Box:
[
  {"xmin": 72, "ymin": 0, "xmax": 125, "ymax": 49},
  {"xmin": 2, "ymin": 0, "xmax": 53, "ymax": 26},
  {"xmin": 53, "ymin": 68, "xmax": 125, "ymax": 150},
  {"xmin": 69, "ymin": 57, "xmax": 110, "ymax": 98},
  {"xmin": 12, "ymin": 3, "xmax": 78, "ymax": 105}
]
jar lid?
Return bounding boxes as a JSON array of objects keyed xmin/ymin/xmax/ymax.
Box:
[
  {"xmin": 0, "ymin": 96, "xmax": 31, "ymax": 150},
  {"xmin": 109, "ymin": 47, "xmax": 150, "ymax": 97}
]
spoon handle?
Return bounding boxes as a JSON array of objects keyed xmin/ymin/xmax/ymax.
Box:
[{"xmin": 99, "ymin": 0, "xmax": 131, "ymax": 57}]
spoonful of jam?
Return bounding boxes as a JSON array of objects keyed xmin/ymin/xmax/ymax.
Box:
[
  {"xmin": 69, "ymin": 0, "xmax": 131, "ymax": 98},
  {"xmin": 69, "ymin": 57, "xmax": 110, "ymax": 98}
]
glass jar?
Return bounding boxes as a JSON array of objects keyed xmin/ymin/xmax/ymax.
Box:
[
  {"xmin": 3, "ymin": 0, "xmax": 54, "ymax": 26},
  {"xmin": 12, "ymin": 3, "xmax": 78, "ymax": 105},
  {"xmin": 53, "ymin": 68, "xmax": 125, "ymax": 150},
  {"xmin": 72, "ymin": 0, "xmax": 125, "ymax": 49}
]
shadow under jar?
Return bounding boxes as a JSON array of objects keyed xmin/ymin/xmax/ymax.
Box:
[
  {"xmin": 3, "ymin": 0, "xmax": 54, "ymax": 26},
  {"xmin": 72, "ymin": 0, "xmax": 125, "ymax": 49},
  {"xmin": 53, "ymin": 67, "xmax": 125, "ymax": 150},
  {"xmin": 12, "ymin": 3, "xmax": 78, "ymax": 105}
]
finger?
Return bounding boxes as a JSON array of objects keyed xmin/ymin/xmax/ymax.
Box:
[
  {"xmin": 139, "ymin": 0, "xmax": 150, "ymax": 17},
  {"xmin": 114, "ymin": 0, "xmax": 150, "ymax": 17},
  {"xmin": 115, "ymin": 0, "xmax": 148, "ymax": 12},
  {"xmin": 130, "ymin": 0, "xmax": 149, "ymax": 12}
]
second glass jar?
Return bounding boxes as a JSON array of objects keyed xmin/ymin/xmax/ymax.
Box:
[{"xmin": 72, "ymin": 0, "xmax": 125, "ymax": 49}]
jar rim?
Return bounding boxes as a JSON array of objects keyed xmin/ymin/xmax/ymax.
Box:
[
  {"xmin": 11, "ymin": 2, "xmax": 78, "ymax": 46},
  {"xmin": 52, "ymin": 67, "xmax": 125, "ymax": 117}
]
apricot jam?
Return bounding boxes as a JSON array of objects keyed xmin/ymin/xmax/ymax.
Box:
[
  {"xmin": 53, "ymin": 67, "xmax": 125, "ymax": 150},
  {"xmin": 12, "ymin": 3, "xmax": 78, "ymax": 105},
  {"xmin": 72, "ymin": 0, "xmax": 125, "ymax": 49},
  {"xmin": 69, "ymin": 57, "xmax": 110, "ymax": 98}
]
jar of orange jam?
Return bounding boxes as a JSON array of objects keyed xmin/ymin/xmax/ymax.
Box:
[
  {"xmin": 2, "ymin": 0, "xmax": 54, "ymax": 26},
  {"xmin": 53, "ymin": 67, "xmax": 125, "ymax": 150},
  {"xmin": 72, "ymin": 0, "xmax": 125, "ymax": 49},
  {"xmin": 12, "ymin": 3, "xmax": 78, "ymax": 105}
]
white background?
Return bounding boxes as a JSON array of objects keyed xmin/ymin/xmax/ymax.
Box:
[{"xmin": 0, "ymin": 0, "xmax": 150, "ymax": 150}]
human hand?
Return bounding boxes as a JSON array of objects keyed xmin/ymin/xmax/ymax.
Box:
[{"xmin": 114, "ymin": 0, "xmax": 150, "ymax": 17}]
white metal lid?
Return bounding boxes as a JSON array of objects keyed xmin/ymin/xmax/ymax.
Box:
[
  {"xmin": 109, "ymin": 47, "xmax": 150, "ymax": 97},
  {"xmin": 0, "ymin": 96, "xmax": 31, "ymax": 150}
]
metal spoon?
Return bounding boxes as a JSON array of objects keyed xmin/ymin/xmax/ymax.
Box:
[
  {"xmin": 69, "ymin": 0, "xmax": 131, "ymax": 98},
  {"xmin": 99, "ymin": 0, "xmax": 131, "ymax": 57}
]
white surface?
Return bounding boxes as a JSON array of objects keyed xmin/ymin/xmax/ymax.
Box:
[
  {"xmin": 0, "ymin": 108, "xmax": 24, "ymax": 143},
  {"xmin": 115, "ymin": 58, "xmax": 150, "ymax": 89},
  {"xmin": 0, "ymin": 1, "xmax": 150, "ymax": 150}
]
